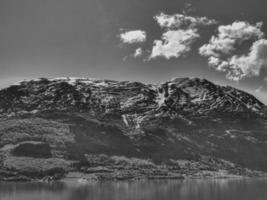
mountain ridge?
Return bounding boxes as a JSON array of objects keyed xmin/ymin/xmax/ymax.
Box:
[{"xmin": 0, "ymin": 76, "xmax": 266, "ymax": 118}]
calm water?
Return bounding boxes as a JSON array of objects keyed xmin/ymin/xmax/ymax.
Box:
[{"xmin": 1, "ymin": 178, "xmax": 267, "ymax": 200}]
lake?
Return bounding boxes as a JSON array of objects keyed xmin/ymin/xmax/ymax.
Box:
[{"xmin": 1, "ymin": 178, "xmax": 267, "ymax": 200}]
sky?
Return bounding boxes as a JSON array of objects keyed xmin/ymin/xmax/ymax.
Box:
[{"xmin": 0, "ymin": 0, "xmax": 267, "ymax": 103}]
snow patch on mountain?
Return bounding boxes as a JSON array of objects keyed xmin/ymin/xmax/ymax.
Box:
[
  {"xmin": 156, "ymin": 90, "xmax": 167, "ymax": 107},
  {"xmin": 122, "ymin": 115, "xmax": 130, "ymax": 127}
]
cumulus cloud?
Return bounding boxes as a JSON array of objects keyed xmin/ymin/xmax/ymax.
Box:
[
  {"xmin": 150, "ymin": 29, "xmax": 199, "ymax": 59},
  {"xmin": 199, "ymin": 21, "xmax": 266, "ymax": 81},
  {"xmin": 119, "ymin": 12, "xmax": 216, "ymax": 60},
  {"xmin": 149, "ymin": 13, "xmax": 216, "ymax": 59},
  {"xmin": 225, "ymin": 39, "xmax": 267, "ymax": 80},
  {"xmin": 120, "ymin": 30, "xmax": 147, "ymax": 44},
  {"xmin": 200, "ymin": 21, "xmax": 263, "ymax": 57},
  {"xmin": 133, "ymin": 47, "xmax": 143, "ymax": 58},
  {"xmin": 122, "ymin": 47, "xmax": 144, "ymax": 61},
  {"xmin": 154, "ymin": 12, "xmax": 217, "ymax": 30}
]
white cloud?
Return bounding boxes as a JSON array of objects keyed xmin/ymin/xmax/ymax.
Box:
[
  {"xmin": 119, "ymin": 13, "xmax": 217, "ymax": 61},
  {"xmin": 199, "ymin": 21, "xmax": 266, "ymax": 81},
  {"xmin": 200, "ymin": 21, "xmax": 264, "ymax": 57},
  {"xmin": 154, "ymin": 13, "xmax": 217, "ymax": 29},
  {"xmin": 133, "ymin": 47, "xmax": 143, "ymax": 58},
  {"xmin": 217, "ymin": 21, "xmax": 263, "ymax": 41},
  {"xmin": 210, "ymin": 39, "xmax": 267, "ymax": 81},
  {"xmin": 149, "ymin": 13, "xmax": 216, "ymax": 60},
  {"xmin": 120, "ymin": 30, "xmax": 147, "ymax": 44},
  {"xmin": 122, "ymin": 48, "xmax": 144, "ymax": 61},
  {"xmin": 199, "ymin": 36, "xmax": 236, "ymax": 57},
  {"xmin": 150, "ymin": 29, "xmax": 199, "ymax": 59}
]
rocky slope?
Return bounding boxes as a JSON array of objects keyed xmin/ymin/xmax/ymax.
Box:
[{"xmin": 0, "ymin": 77, "xmax": 267, "ymax": 181}]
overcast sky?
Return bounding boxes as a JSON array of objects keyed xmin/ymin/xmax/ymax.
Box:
[{"xmin": 0, "ymin": 0, "xmax": 267, "ymax": 103}]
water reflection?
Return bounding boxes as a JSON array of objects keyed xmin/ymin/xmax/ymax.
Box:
[{"xmin": 1, "ymin": 178, "xmax": 267, "ymax": 200}]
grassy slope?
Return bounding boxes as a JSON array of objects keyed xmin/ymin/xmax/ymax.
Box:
[{"xmin": 0, "ymin": 111, "xmax": 267, "ymax": 181}]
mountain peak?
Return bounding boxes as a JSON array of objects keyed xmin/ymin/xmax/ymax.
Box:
[{"xmin": 0, "ymin": 77, "xmax": 265, "ymax": 119}]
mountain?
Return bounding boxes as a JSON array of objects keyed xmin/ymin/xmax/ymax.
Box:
[{"xmin": 0, "ymin": 77, "xmax": 267, "ymax": 181}]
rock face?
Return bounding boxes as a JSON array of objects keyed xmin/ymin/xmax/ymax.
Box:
[
  {"xmin": 0, "ymin": 77, "xmax": 265, "ymax": 117},
  {"xmin": 0, "ymin": 77, "xmax": 267, "ymax": 180}
]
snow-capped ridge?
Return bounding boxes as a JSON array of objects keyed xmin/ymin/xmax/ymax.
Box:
[{"xmin": 0, "ymin": 77, "xmax": 266, "ymax": 119}]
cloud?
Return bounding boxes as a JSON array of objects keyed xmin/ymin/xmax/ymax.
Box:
[
  {"xmin": 264, "ymin": 77, "xmax": 267, "ymax": 82},
  {"xmin": 199, "ymin": 21, "xmax": 266, "ymax": 81},
  {"xmin": 122, "ymin": 47, "xmax": 144, "ymax": 61},
  {"xmin": 150, "ymin": 29, "xmax": 199, "ymax": 59},
  {"xmin": 226, "ymin": 39, "xmax": 267, "ymax": 80},
  {"xmin": 200, "ymin": 21, "xmax": 263, "ymax": 57},
  {"xmin": 154, "ymin": 12, "xmax": 217, "ymax": 30},
  {"xmin": 119, "ymin": 13, "xmax": 216, "ymax": 61},
  {"xmin": 133, "ymin": 47, "xmax": 143, "ymax": 58},
  {"xmin": 149, "ymin": 13, "xmax": 216, "ymax": 60},
  {"xmin": 182, "ymin": 3, "xmax": 196, "ymax": 15},
  {"xmin": 120, "ymin": 30, "xmax": 147, "ymax": 44}
]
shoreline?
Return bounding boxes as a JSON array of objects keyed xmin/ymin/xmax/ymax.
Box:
[
  {"xmin": 1, "ymin": 168, "xmax": 265, "ymax": 183},
  {"xmin": 1, "ymin": 154, "xmax": 266, "ymax": 183}
]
